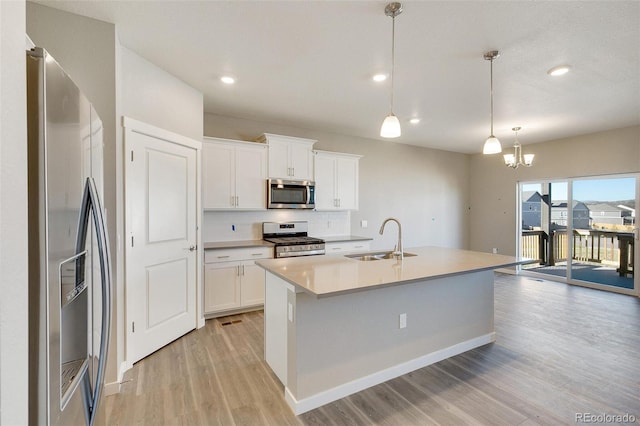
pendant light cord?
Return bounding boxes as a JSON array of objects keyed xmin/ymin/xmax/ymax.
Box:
[
  {"xmin": 390, "ymin": 15, "xmax": 396, "ymax": 114},
  {"xmin": 489, "ymin": 57, "xmax": 494, "ymax": 136}
]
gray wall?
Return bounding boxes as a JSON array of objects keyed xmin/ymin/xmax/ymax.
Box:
[
  {"xmin": 469, "ymin": 125, "xmax": 640, "ymax": 255},
  {"xmin": 204, "ymin": 113, "xmax": 470, "ymax": 250},
  {"xmin": 1, "ymin": 1, "xmax": 28, "ymax": 423},
  {"xmin": 120, "ymin": 45, "xmax": 203, "ymax": 141}
]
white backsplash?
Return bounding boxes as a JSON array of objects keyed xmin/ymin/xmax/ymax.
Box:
[{"xmin": 202, "ymin": 210, "xmax": 351, "ymax": 242}]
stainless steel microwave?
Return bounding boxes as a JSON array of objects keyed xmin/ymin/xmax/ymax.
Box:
[{"xmin": 267, "ymin": 179, "xmax": 315, "ymax": 209}]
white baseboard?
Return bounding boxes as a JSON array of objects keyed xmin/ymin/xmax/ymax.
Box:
[
  {"xmin": 198, "ymin": 317, "xmax": 206, "ymax": 329},
  {"xmin": 103, "ymin": 359, "xmax": 130, "ymax": 396},
  {"xmin": 285, "ymin": 332, "xmax": 496, "ymax": 415},
  {"xmin": 103, "ymin": 380, "xmax": 121, "ymax": 396}
]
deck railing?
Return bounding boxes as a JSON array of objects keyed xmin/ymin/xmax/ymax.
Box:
[{"xmin": 521, "ymin": 229, "xmax": 634, "ymax": 277}]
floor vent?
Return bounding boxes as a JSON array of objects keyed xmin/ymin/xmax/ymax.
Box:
[{"xmin": 221, "ymin": 319, "xmax": 243, "ymax": 326}]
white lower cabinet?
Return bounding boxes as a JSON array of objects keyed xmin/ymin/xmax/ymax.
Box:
[
  {"xmin": 204, "ymin": 246, "xmax": 271, "ymax": 316},
  {"xmin": 324, "ymin": 241, "xmax": 371, "ymax": 255}
]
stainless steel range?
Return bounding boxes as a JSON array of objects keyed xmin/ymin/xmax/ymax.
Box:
[{"xmin": 263, "ymin": 221, "xmax": 325, "ymax": 258}]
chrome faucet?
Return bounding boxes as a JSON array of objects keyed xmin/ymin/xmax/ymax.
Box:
[{"xmin": 379, "ymin": 217, "xmax": 403, "ymax": 259}]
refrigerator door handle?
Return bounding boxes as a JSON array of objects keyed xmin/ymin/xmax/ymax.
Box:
[{"xmin": 75, "ymin": 177, "xmax": 112, "ymax": 426}]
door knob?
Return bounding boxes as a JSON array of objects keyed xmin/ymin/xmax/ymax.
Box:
[{"xmin": 188, "ymin": 245, "xmax": 197, "ymax": 251}]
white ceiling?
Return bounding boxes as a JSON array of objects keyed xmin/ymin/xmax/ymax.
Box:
[{"xmin": 37, "ymin": 1, "xmax": 640, "ymax": 153}]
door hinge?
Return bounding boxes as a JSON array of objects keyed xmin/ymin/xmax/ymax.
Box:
[
  {"xmin": 132, "ymin": 322, "xmax": 135, "ymax": 332},
  {"xmin": 130, "ymin": 150, "xmax": 134, "ymax": 162}
]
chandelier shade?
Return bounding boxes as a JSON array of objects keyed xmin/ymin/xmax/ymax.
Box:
[{"xmin": 504, "ymin": 127, "xmax": 534, "ymax": 169}]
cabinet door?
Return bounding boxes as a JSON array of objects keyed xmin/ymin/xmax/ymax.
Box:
[
  {"xmin": 268, "ymin": 139, "xmax": 290, "ymax": 179},
  {"xmin": 336, "ymin": 157, "xmax": 358, "ymax": 210},
  {"xmin": 235, "ymin": 145, "xmax": 267, "ymax": 209},
  {"xmin": 204, "ymin": 263, "xmax": 241, "ymax": 313},
  {"xmin": 289, "ymin": 142, "xmax": 313, "ymax": 180},
  {"xmin": 240, "ymin": 262, "xmax": 265, "ymax": 307},
  {"xmin": 202, "ymin": 143, "xmax": 235, "ymax": 209},
  {"xmin": 314, "ymin": 155, "xmax": 337, "ymax": 210}
]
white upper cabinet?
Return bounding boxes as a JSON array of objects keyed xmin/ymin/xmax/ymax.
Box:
[
  {"xmin": 202, "ymin": 137, "xmax": 267, "ymax": 210},
  {"xmin": 313, "ymin": 150, "xmax": 361, "ymax": 211},
  {"xmin": 257, "ymin": 133, "xmax": 316, "ymax": 180}
]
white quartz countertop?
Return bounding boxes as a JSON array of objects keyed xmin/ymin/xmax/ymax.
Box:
[
  {"xmin": 256, "ymin": 246, "xmax": 531, "ymax": 297},
  {"xmin": 203, "ymin": 240, "xmax": 274, "ymax": 250}
]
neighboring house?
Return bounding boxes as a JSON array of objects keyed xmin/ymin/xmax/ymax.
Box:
[
  {"xmin": 551, "ymin": 201, "xmax": 590, "ymax": 230},
  {"xmin": 522, "ymin": 191, "xmax": 543, "ymax": 229},
  {"xmin": 617, "ymin": 204, "xmax": 636, "ymax": 225},
  {"xmin": 587, "ymin": 203, "xmax": 625, "ymax": 225}
]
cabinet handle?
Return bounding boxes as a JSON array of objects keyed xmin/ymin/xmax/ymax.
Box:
[
  {"xmin": 251, "ymin": 253, "xmax": 263, "ymax": 256},
  {"xmin": 355, "ymin": 245, "xmax": 364, "ymax": 249},
  {"xmin": 242, "ymin": 265, "xmax": 245, "ymax": 276},
  {"xmin": 217, "ymin": 255, "xmax": 230, "ymax": 259},
  {"xmin": 236, "ymin": 196, "xmax": 239, "ymax": 206},
  {"xmin": 292, "ymin": 167, "xmax": 295, "ymax": 176},
  {"xmin": 331, "ymin": 247, "xmax": 340, "ymax": 250},
  {"xmin": 230, "ymin": 196, "xmax": 235, "ymax": 207},
  {"xmin": 338, "ymin": 198, "xmax": 341, "ymax": 207}
]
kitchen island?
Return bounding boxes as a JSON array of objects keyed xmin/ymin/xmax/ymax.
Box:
[{"xmin": 256, "ymin": 246, "xmax": 528, "ymax": 415}]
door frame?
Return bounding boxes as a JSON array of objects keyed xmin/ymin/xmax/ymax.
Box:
[
  {"xmin": 121, "ymin": 117, "xmax": 203, "ymax": 372},
  {"xmin": 517, "ymin": 173, "xmax": 638, "ymax": 297}
]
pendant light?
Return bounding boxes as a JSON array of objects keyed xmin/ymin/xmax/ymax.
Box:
[
  {"xmin": 482, "ymin": 50, "xmax": 502, "ymax": 154},
  {"xmin": 380, "ymin": 2, "xmax": 403, "ymax": 138},
  {"xmin": 504, "ymin": 127, "xmax": 534, "ymax": 169}
]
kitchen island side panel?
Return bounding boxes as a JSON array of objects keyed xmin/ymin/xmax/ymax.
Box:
[
  {"xmin": 262, "ymin": 271, "xmax": 495, "ymax": 413},
  {"xmin": 291, "ymin": 271, "xmax": 494, "ymax": 400}
]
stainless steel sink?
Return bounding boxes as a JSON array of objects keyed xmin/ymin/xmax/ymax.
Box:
[{"xmin": 345, "ymin": 251, "xmax": 417, "ymax": 261}]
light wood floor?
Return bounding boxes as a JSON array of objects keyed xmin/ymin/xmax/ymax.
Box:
[{"xmin": 104, "ymin": 274, "xmax": 640, "ymax": 425}]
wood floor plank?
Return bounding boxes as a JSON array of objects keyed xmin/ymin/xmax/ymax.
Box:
[{"xmin": 106, "ymin": 274, "xmax": 640, "ymax": 425}]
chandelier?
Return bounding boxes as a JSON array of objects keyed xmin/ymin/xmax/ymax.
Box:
[{"xmin": 504, "ymin": 127, "xmax": 534, "ymax": 169}]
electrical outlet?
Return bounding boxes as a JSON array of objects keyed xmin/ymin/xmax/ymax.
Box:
[
  {"xmin": 361, "ymin": 220, "xmax": 368, "ymax": 228},
  {"xmin": 399, "ymin": 313, "xmax": 407, "ymax": 329},
  {"xmin": 492, "ymin": 248, "xmax": 498, "ymax": 254}
]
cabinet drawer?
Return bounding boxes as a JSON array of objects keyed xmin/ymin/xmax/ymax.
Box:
[
  {"xmin": 205, "ymin": 246, "xmax": 272, "ymax": 263},
  {"xmin": 325, "ymin": 241, "xmax": 371, "ymax": 254}
]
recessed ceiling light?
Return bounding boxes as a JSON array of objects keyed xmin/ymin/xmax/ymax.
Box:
[
  {"xmin": 220, "ymin": 76, "xmax": 236, "ymax": 84},
  {"xmin": 409, "ymin": 118, "xmax": 420, "ymax": 124},
  {"xmin": 547, "ymin": 65, "xmax": 571, "ymax": 76},
  {"xmin": 373, "ymin": 74, "xmax": 387, "ymax": 82}
]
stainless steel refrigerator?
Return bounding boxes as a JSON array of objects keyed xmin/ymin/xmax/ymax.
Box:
[{"xmin": 27, "ymin": 47, "xmax": 112, "ymax": 426}]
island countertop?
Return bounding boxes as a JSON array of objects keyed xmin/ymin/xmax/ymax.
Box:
[{"xmin": 256, "ymin": 246, "xmax": 530, "ymax": 297}]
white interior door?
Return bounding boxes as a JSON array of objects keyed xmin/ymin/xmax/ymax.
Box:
[{"xmin": 125, "ymin": 120, "xmax": 198, "ymax": 364}]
